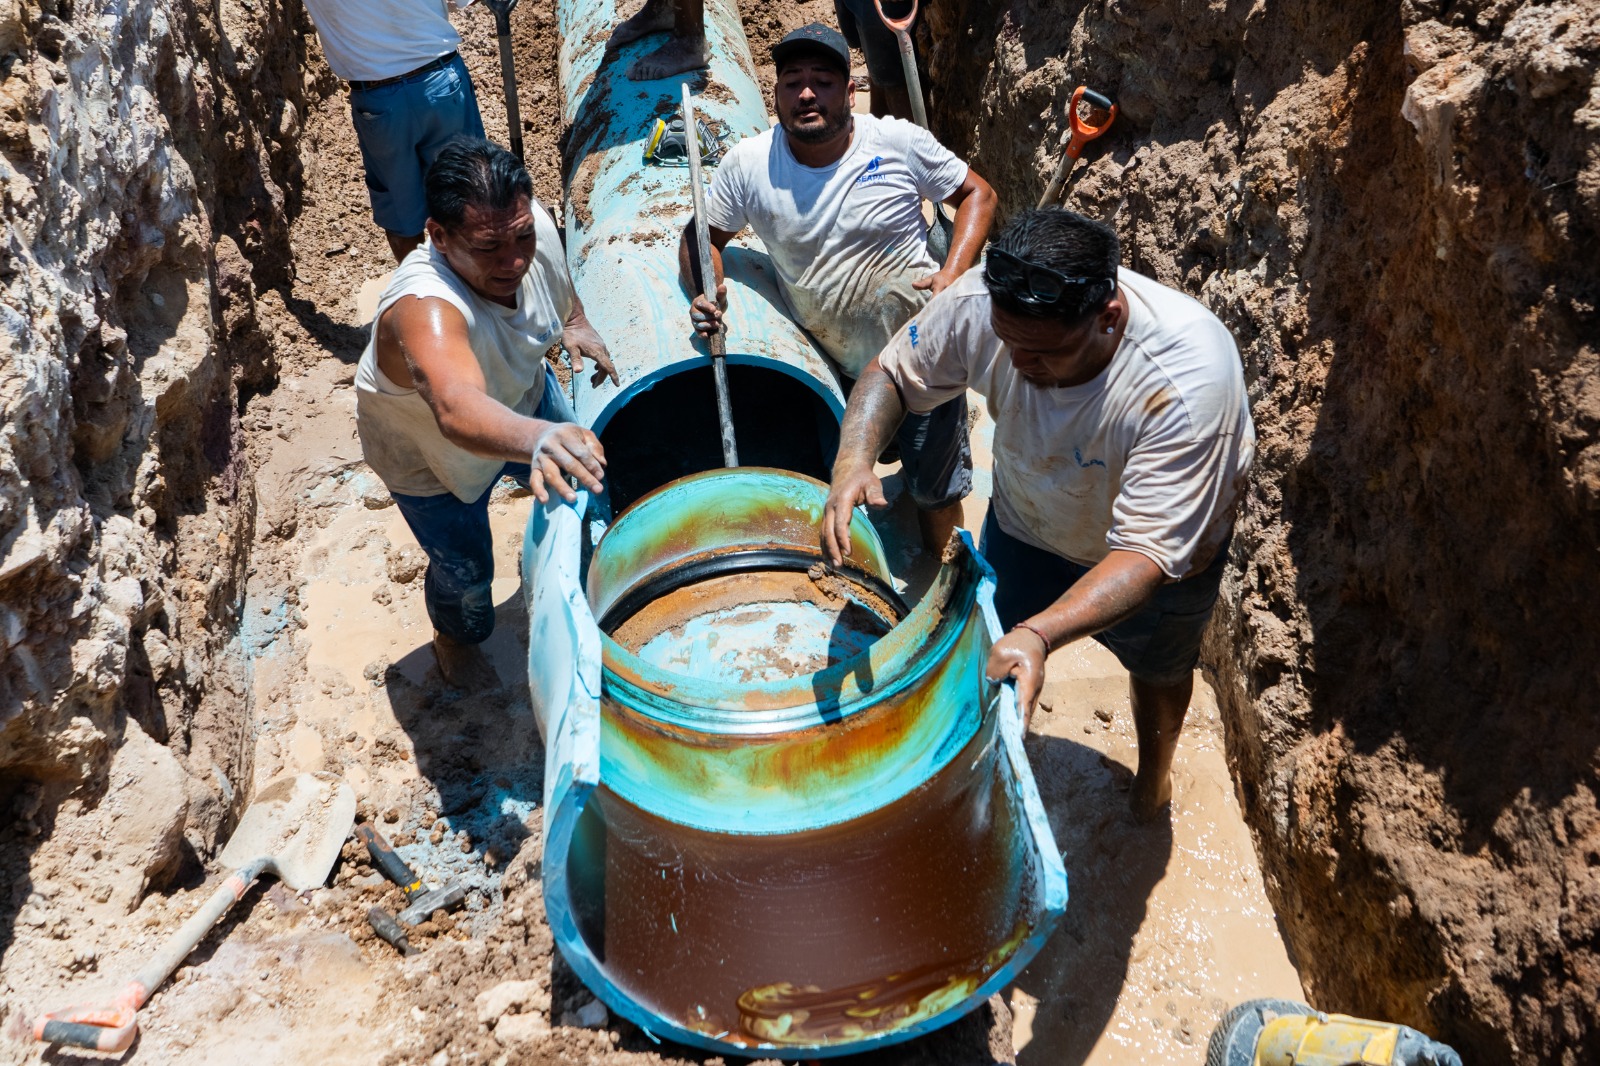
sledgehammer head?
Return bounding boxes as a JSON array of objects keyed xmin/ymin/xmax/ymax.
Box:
[{"xmin": 395, "ymin": 884, "xmax": 467, "ymax": 927}]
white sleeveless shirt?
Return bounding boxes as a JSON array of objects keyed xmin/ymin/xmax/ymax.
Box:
[{"xmin": 355, "ymin": 199, "xmax": 572, "ymax": 502}]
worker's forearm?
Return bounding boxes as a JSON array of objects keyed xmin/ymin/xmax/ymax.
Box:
[
  {"xmin": 678, "ymin": 228, "xmax": 724, "ymax": 297},
  {"xmin": 431, "ymin": 384, "xmax": 558, "ymax": 463},
  {"xmin": 564, "ymin": 291, "xmax": 593, "ymax": 330},
  {"xmin": 1025, "ymin": 550, "xmax": 1166, "ymax": 648},
  {"xmin": 833, "ymin": 364, "xmax": 905, "ymax": 475},
  {"xmin": 941, "ymin": 184, "xmax": 997, "ymax": 277}
]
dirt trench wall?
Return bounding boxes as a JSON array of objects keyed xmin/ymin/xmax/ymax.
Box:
[
  {"xmin": 0, "ymin": 0, "xmax": 325, "ymax": 876},
  {"xmin": 924, "ymin": 1, "xmax": 1599, "ymax": 1062}
]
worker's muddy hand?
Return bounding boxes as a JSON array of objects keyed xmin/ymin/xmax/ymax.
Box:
[
  {"xmin": 528, "ymin": 422, "xmax": 607, "ymax": 504},
  {"xmin": 912, "ymin": 268, "xmax": 959, "ymax": 297},
  {"xmin": 690, "ymin": 283, "xmax": 727, "ymax": 337},
  {"xmin": 562, "ymin": 317, "xmax": 620, "ymax": 386},
  {"xmin": 986, "ymin": 629, "xmax": 1047, "ymax": 729},
  {"xmin": 820, "ymin": 466, "xmax": 889, "ymax": 567}
]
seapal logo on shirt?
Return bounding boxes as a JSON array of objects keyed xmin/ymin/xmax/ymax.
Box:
[
  {"xmin": 908, "ymin": 323, "xmax": 920, "ymax": 348},
  {"xmin": 855, "ymin": 155, "xmax": 887, "ymax": 184},
  {"xmin": 1073, "ymin": 447, "xmax": 1106, "ymax": 469}
]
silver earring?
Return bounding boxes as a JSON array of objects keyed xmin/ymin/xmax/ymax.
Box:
[{"xmin": 1105, "ymin": 327, "xmax": 1114, "ymax": 334}]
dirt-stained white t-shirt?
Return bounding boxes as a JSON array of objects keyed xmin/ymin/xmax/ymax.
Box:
[
  {"xmin": 355, "ymin": 198, "xmax": 571, "ymax": 502},
  {"xmin": 705, "ymin": 114, "xmax": 967, "ymax": 377},
  {"xmin": 879, "ymin": 267, "xmax": 1255, "ymax": 579},
  {"xmin": 302, "ymin": 0, "xmax": 465, "ymax": 83}
]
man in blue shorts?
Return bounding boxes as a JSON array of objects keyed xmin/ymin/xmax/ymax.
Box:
[
  {"xmin": 302, "ymin": 0, "xmax": 487, "ymax": 262},
  {"xmin": 822, "ymin": 209, "xmax": 1256, "ymax": 822}
]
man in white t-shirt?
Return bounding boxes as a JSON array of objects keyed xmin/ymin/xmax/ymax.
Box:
[
  {"xmin": 356, "ymin": 139, "xmax": 619, "ymax": 688},
  {"xmin": 821, "ymin": 209, "xmax": 1255, "ymax": 822},
  {"xmin": 301, "ymin": 0, "xmax": 486, "ymax": 262},
  {"xmin": 682, "ymin": 23, "xmax": 997, "ymax": 555}
]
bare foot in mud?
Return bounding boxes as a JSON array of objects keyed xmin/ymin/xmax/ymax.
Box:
[
  {"xmin": 433, "ymin": 632, "xmax": 500, "ymax": 690},
  {"xmin": 1129, "ymin": 770, "xmax": 1173, "ymax": 823},
  {"xmin": 628, "ymin": 35, "xmax": 706, "ymax": 80},
  {"xmin": 606, "ymin": 0, "xmax": 675, "ymax": 53}
]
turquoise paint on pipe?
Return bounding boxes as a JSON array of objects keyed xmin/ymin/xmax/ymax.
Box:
[
  {"xmin": 555, "ymin": 0, "xmax": 844, "ymax": 436},
  {"xmin": 526, "ymin": 1, "xmax": 1068, "ymax": 1056}
]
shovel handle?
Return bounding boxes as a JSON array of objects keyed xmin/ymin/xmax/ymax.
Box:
[
  {"xmin": 484, "ymin": 0, "xmax": 524, "ymax": 160},
  {"xmin": 35, "ymin": 858, "xmax": 268, "ymax": 1052},
  {"xmin": 873, "ymin": 0, "xmax": 929, "ymax": 129}
]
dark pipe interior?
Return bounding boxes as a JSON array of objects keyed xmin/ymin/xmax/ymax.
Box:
[{"xmin": 598, "ymin": 364, "xmax": 838, "ymax": 515}]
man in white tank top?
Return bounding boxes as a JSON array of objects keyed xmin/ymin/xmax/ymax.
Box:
[
  {"xmin": 301, "ymin": 0, "xmax": 486, "ymax": 261},
  {"xmin": 355, "ymin": 140, "xmax": 619, "ymax": 688}
]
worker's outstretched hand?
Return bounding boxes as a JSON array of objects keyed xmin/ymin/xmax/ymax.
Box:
[
  {"xmin": 563, "ymin": 319, "xmax": 620, "ymax": 387},
  {"xmin": 985, "ymin": 629, "xmax": 1047, "ymax": 729},
  {"xmin": 912, "ymin": 269, "xmax": 959, "ymax": 298},
  {"xmin": 690, "ymin": 282, "xmax": 727, "ymax": 338},
  {"xmin": 821, "ymin": 467, "xmax": 888, "ymax": 567},
  {"xmin": 528, "ymin": 422, "xmax": 607, "ymax": 504}
]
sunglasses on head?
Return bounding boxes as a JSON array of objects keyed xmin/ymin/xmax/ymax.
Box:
[{"xmin": 983, "ymin": 247, "xmax": 1108, "ymax": 308}]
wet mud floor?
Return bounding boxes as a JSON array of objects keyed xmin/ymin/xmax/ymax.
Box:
[{"xmin": 0, "ymin": 1, "xmax": 1302, "ymax": 1063}]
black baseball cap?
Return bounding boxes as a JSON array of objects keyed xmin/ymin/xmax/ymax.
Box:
[{"xmin": 771, "ymin": 23, "xmax": 851, "ymax": 75}]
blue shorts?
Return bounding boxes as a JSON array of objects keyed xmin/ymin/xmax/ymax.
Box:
[
  {"xmin": 980, "ymin": 511, "xmax": 1228, "ymax": 686},
  {"xmin": 834, "ymin": 0, "xmax": 917, "ymax": 87},
  {"xmin": 390, "ymin": 366, "xmax": 575, "ymax": 645},
  {"xmin": 349, "ymin": 53, "xmax": 485, "ymax": 236}
]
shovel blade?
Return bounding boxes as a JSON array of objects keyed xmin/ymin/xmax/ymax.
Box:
[{"xmin": 218, "ymin": 772, "xmax": 356, "ymax": 891}]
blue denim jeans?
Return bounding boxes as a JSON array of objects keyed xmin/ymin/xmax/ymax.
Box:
[
  {"xmin": 349, "ymin": 53, "xmax": 485, "ymax": 235},
  {"xmin": 389, "ymin": 366, "xmax": 575, "ymax": 644},
  {"xmin": 980, "ymin": 510, "xmax": 1229, "ymax": 686}
]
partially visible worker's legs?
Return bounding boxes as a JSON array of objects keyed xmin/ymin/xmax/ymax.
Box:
[
  {"xmin": 390, "ymin": 478, "xmax": 505, "ymax": 688},
  {"xmin": 1128, "ymin": 672, "xmax": 1193, "ymax": 823},
  {"xmin": 351, "ymin": 54, "xmax": 485, "ymax": 263},
  {"xmin": 834, "ymin": 0, "xmax": 919, "ymax": 122},
  {"xmin": 386, "ymin": 231, "xmax": 425, "ymax": 262},
  {"xmin": 896, "ymin": 392, "xmax": 972, "ymax": 556},
  {"xmin": 615, "ymin": 0, "xmax": 706, "ymax": 81}
]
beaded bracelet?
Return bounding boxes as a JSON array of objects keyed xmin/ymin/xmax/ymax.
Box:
[{"xmin": 1011, "ymin": 621, "xmax": 1052, "ymax": 654}]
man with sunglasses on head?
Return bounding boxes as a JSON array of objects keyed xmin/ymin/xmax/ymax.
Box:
[
  {"xmin": 821, "ymin": 208, "xmax": 1255, "ymax": 823},
  {"xmin": 683, "ymin": 23, "xmax": 998, "ymax": 558}
]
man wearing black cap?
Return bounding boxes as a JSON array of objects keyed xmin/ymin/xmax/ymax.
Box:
[{"xmin": 680, "ymin": 23, "xmax": 997, "ymax": 557}]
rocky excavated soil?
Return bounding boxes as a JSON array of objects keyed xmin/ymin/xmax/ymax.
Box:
[
  {"xmin": 2, "ymin": 0, "xmax": 1596, "ymax": 1064},
  {"xmin": 925, "ymin": 2, "xmax": 1599, "ymax": 1062}
]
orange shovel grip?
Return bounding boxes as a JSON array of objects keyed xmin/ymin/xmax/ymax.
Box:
[{"xmin": 1065, "ymin": 86, "xmax": 1117, "ymax": 159}]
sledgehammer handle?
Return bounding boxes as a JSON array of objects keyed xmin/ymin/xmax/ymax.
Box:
[{"xmin": 683, "ymin": 84, "xmax": 739, "ymax": 468}]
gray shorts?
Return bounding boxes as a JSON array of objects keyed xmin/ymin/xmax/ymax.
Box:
[{"xmin": 839, "ymin": 377, "xmax": 972, "ymax": 511}]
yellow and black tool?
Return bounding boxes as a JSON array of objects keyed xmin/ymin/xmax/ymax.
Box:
[
  {"xmin": 356, "ymin": 823, "xmax": 424, "ymax": 901},
  {"xmin": 1207, "ymin": 999, "xmax": 1463, "ymax": 1066},
  {"xmin": 644, "ymin": 114, "xmax": 726, "ymax": 167}
]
